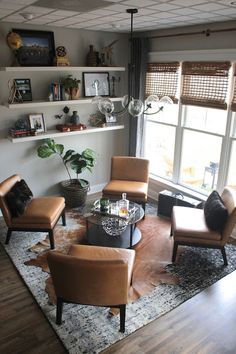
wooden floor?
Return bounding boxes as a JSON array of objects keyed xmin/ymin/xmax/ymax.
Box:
[{"xmin": 1, "ymin": 243, "xmax": 236, "ymax": 354}]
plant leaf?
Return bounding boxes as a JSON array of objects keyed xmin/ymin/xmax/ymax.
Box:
[
  {"xmin": 55, "ymin": 144, "xmax": 64, "ymax": 155},
  {"xmin": 37, "ymin": 145, "xmax": 55, "ymax": 158}
]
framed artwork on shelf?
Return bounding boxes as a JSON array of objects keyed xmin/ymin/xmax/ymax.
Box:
[
  {"xmin": 83, "ymin": 72, "xmax": 110, "ymax": 97},
  {"xmin": 12, "ymin": 28, "xmax": 55, "ymax": 66},
  {"xmin": 14, "ymin": 79, "xmax": 32, "ymax": 101},
  {"xmin": 29, "ymin": 113, "xmax": 46, "ymax": 133}
]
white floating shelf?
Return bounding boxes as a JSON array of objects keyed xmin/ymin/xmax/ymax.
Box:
[
  {"xmin": 6, "ymin": 97, "xmax": 122, "ymax": 109},
  {"xmin": 9, "ymin": 124, "xmax": 124, "ymax": 143},
  {"xmin": 0, "ymin": 66, "xmax": 125, "ymax": 72}
]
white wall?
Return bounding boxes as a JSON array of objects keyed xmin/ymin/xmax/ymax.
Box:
[{"xmin": 0, "ymin": 22, "xmax": 129, "ymax": 196}]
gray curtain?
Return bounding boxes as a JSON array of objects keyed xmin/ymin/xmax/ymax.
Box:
[{"xmin": 128, "ymin": 37, "xmax": 149, "ymax": 157}]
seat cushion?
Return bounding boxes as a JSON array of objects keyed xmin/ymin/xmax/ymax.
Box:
[
  {"xmin": 69, "ymin": 244, "xmax": 135, "ymax": 286},
  {"xmin": 204, "ymin": 190, "xmax": 228, "ymax": 232},
  {"xmin": 172, "ymin": 206, "xmax": 222, "ymax": 242},
  {"xmin": 102, "ymin": 180, "xmax": 148, "ymax": 201},
  {"xmin": 5, "ymin": 179, "xmax": 33, "ymax": 217},
  {"xmin": 11, "ymin": 197, "xmax": 65, "ymax": 228}
]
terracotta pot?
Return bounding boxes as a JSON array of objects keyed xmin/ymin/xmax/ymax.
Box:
[{"xmin": 70, "ymin": 87, "xmax": 80, "ymax": 100}]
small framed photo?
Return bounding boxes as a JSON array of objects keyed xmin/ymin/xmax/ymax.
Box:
[
  {"xmin": 14, "ymin": 79, "xmax": 32, "ymax": 101},
  {"xmin": 29, "ymin": 113, "xmax": 46, "ymax": 133},
  {"xmin": 83, "ymin": 72, "xmax": 110, "ymax": 97}
]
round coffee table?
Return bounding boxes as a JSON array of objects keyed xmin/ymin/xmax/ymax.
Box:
[{"xmin": 84, "ymin": 201, "xmax": 144, "ymax": 248}]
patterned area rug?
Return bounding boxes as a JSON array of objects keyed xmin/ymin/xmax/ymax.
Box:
[{"xmin": 1, "ymin": 204, "xmax": 236, "ymax": 354}]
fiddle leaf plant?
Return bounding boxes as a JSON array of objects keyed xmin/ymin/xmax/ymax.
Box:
[{"xmin": 37, "ymin": 138, "xmax": 96, "ymax": 188}]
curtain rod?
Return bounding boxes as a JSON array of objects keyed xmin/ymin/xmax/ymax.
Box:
[{"xmin": 148, "ymin": 27, "xmax": 236, "ymax": 39}]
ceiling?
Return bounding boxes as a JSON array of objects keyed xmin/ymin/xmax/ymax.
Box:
[{"xmin": 1, "ymin": 0, "xmax": 236, "ymax": 33}]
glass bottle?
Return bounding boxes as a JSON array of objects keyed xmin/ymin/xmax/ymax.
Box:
[{"xmin": 119, "ymin": 193, "xmax": 129, "ymax": 217}]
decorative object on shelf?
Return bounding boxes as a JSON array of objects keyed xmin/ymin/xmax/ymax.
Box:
[
  {"xmin": 93, "ymin": 9, "xmax": 173, "ymax": 118},
  {"xmin": 11, "ymin": 29, "xmax": 55, "ymax": 66},
  {"xmin": 54, "ymin": 45, "xmax": 70, "ymax": 66},
  {"xmin": 29, "ymin": 113, "xmax": 46, "ymax": 133},
  {"xmin": 14, "ymin": 79, "xmax": 32, "ymax": 101},
  {"xmin": 109, "ymin": 75, "xmax": 120, "ymax": 97},
  {"xmin": 55, "ymin": 123, "xmax": 86, "ymax": 132},
  {"xmin": 62, "ymin": 75, "xmax": 81, "ymax": 100},
  {"xmin": 89, "ymin": 111, "xmax": 106, "ymax": 127},
  {"xmin": 101, "ymin": 40, "xmax": 118, "ymax": 66},
  {"xmin": 37, "ymin": 138, "xmax": 96, "ymax": 207},
  {"xmin": 6, "ymin": 31, "xmax": 23, "ymax": 66},
  {"xmin": 86, "ymin": 45, "xmax": 98, "ymax": 67},
  {"xmin": 83, "ymin": 72, "xmax": 110, "ymax": 97},
  {"xmin": 8, "ymin": 79, "xmax": 23, "ymax": 104},
  {"xmin": 50, "ymin": 82, "xmax": 62, "ymax": 101},
  {"xmin": 70, "ymin": 110, "xmax": 80, "ymax": 125},
  {"xmin": 9, "ymin": 117, "xmax": 36, "ymax": 138}
]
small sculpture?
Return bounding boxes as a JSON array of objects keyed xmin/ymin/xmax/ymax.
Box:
[
  {"xmin": 55, "ymin": 46, "xmax": 70, "ymax": 66},
  {"xmin": 101, "ymin": 40, "xmax": 118, "ymax": 66}
]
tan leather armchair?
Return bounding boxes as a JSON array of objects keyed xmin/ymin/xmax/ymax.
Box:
[
  {"xmin": 102, "ymin": 156, "xmax": 149, "ymax": 212},
  {"xmin": 171, "ymin": 186, "xmax": 236, "ymax": 265},
  {"xmin": 0, "ymin": 174, "xmax": 66, "ymax": 249},
  {"xmin": 48, "ymin": 244, "xmax": 135, "ymax": 332}
]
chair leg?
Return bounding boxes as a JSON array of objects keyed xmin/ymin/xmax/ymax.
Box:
[
  {"xmin": 56, "ymin": 297, "xmax": 63, "ymax": 325},
  {"xmin": 119, "ymin": 304, "xmax": 126, "ymax": 333},
  {"xmin": 61, "ymin": 210, "xmax": 66, "ymax": 226},
  {"xmin": 5, "ymin": 229, "xmax": 12, "ymax": 244},
  {"xmin": 48, "ymin": 230, "xmax": 55, "ymax": 250},
  {"xmin": 172, "ymin": 241, "xmax": 178, "ymax": 262},
  {"xmin": 221, "ymin": 247, "xmax": 228, "ymax": 266}
]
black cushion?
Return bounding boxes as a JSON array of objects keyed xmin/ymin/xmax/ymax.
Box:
[
  {"xmin": 204, "ymin": 190, "xmax": 228, "ymax": 232},
  {"xmin": 5, "ymin": 179, "xmax": 33, "ymax": 217}
]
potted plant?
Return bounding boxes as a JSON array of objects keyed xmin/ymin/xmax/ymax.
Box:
[
  {"xmin": 37, "ymin": 138, "xmax": 96, "ymax": 207},
  {"xmin": 62, "ymin": 75, "xmax": 81, "ymax": 100}
]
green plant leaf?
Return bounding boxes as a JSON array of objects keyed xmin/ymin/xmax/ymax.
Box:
[
  {"xmin": 79, "ymin": 179, "xmax": 87, "ymax": 188},
  {"xmin": 63, "ymin": 149, "xmax": 75, "ymax": 163},
  {"xmin": 55, "ymin": 144, "xmax": 64, "ymax": 155},
  {"xmin": 37, "ymin": 145, "xmax": 55, "ymax": 158}
]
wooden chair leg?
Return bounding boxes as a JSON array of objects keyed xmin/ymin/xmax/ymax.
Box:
[
  {"xmin": 221, "ymin": 247, "xmax": 228, "ymax": 266},
  {"xmin": 5, "ymin": 229, "xmax": 12, "ymax": 244},
  {"xmin": 172, "ymin": 241, "xmax": 178, "ymax": 262},
  {"xmin": 119, "ymin": 304, "xmax": 126, "ymax": 333},
  {"xmin": 61, "ymin": 210, "xmax": 66, "ymax": 226},
  {"xmin": 56, "ymin": 297, "xmax": 63, "ymax": 325},
  {"xmin": 48, "ymin": 230, "xmax": 55, "ymax": 250}
]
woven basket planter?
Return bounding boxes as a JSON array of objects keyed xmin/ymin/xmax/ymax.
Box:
[{"xmin": 60, "ymin": 179, "xmax": 89, "ymax": 207}]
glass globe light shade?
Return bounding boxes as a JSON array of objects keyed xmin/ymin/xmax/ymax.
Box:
[
  {"xmin": 98, "ymin": 98, "xmax": 114, "ymax": 115},
  {"xmin": 122, "ymin": 94, "xmax": 131, "ymax": 108},
  {"xmin": 128, "ymin": 99, "xmax": 144, "ymax": 117},
  {"xmin": 91, "ymin": 95, "xmax": 102, "ymax": 105},
  {"xmin": 159, "ymin": 96, "xmax": 173, "ymax": 105},
  {"xmin": 146, "ymin": 95, "xmax": 160, "ymax": 105}
]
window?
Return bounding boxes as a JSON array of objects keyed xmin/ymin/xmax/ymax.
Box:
[{"xmin": 143, "ymin": 61, "xmax": 233, "ymax": 195}]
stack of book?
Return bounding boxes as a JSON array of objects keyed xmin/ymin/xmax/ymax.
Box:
[{"xmin": 9, "ymin": 128, "xmax": 36, "ymax": 138}]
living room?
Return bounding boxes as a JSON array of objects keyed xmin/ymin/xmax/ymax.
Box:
[{"xmin": 1, "ymin": 0, "xmax": 236, "ymax": 353}]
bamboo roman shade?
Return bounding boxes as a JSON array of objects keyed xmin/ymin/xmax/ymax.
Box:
[
  {"xmin": 146, "ymin": 62, "xmax": 180, "ymax": 103},
  {"xmin": 181, "ymin": 61, "xmax": 231, "ymax": 110},
  {"xmin": 231, "ymin": 65, "xmax": 236, "ymax": 112}
]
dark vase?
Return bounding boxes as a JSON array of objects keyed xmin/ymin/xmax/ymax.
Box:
[
  {"xmin": 70, "ymin": 111, "xmax": 80, "ymax": 125},
  {"xmin": 87, "ymin": 45, "xmax": 97, "ymax": 67}
]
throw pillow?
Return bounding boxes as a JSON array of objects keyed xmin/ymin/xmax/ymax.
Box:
[
  {"xmin": 5, "ymin": 179, "xmax": 33, "ymax": 217},
  {"xmin": 204, "ymin": 190, "xmax": 228, "ymax": 232}
]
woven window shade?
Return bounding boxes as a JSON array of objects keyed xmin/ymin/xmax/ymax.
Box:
[
  {"xmin": 181, "ymin": 61, "xmax": 231, "ymax": 110},
  {"xmin": 231, "ymin": 65, "xmax": 236, "ymax": 112},
  {"xmin": 146, "ymin": 62, "xmax": 180, "ymax": 103}
]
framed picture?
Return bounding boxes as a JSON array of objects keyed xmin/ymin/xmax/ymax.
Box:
[
  {"xmin": 14, "ymin": 79, "xmax": 32, "ymax": 101},
  {"xmin": 29, "ymin": 113, "xmax": 46, "ymax": 133},
  {"xmin": 83, "ymin": 72, "xmax": 110, "ymax": 97},
  {"xmin": 13, "ymin": 29, "xmax": 55, "ymax": 66}
]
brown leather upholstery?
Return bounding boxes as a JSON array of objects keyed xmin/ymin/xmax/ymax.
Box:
[
  {"xmin": 171, "ymin": 186, "xmax": 236, "ymax": 265},
  {"xmin": 48, "ymin": 244, "xmax": 135, "ymax": 332},
  {"xmin": 0, "ymin": 174, "xmax": 66, "ymax": 249},
  {"xmin": 102, "ymin": 156, "xmax": 149, "ymax": 210}
]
